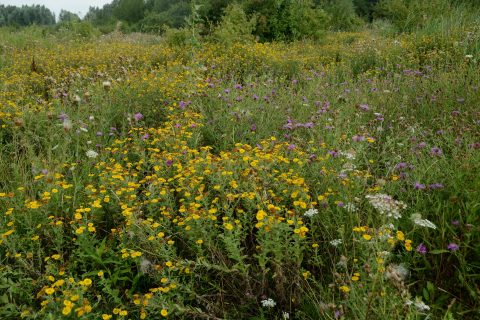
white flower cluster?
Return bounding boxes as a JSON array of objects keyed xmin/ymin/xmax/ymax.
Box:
[
  {"xmin": 405, "ymin": 299, "xmax": 431, "ymax": 313},
  {"xmin": 330, "ymin": 239, "xmax": 343, "ymax": 247},
  {"xmin": 261, "ymin": 298, "xmax": 276, "ymax": 308},
  {"xmin": 344, "ymin": 203, "xmax": 357, "ymax": 212},
  {"xmin": 339, "ymin": 150, "xmax": 356, "ymax": 160},
  {"xmin": 365, "ymin": 194, "xmax": 407, "ymax": 219},
  {"xmin": 303, "ymin": 208, "xmax": 318, "ymax": 218},
  {"xmin": 410, "ymin": 214, "xmax": 437, "ymax": 229},
  {"xmin": 86, "ymin": 150, "xmax": 99, "ymax": 159}
]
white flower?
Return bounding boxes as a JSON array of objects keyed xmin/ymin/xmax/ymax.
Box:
[
  {"xmin": 261, "ymin": 298, "xmax": 276, "ymax": 308},
  {"xmin": 303, "ymin": 208, "xmax": 318, "ymax": 218},
  {"xmin": 282, "ymin": 311, "xmax": 290, "ymax": 319},
  {"xmin": 103, "ymin": 81, "xmax": 112, "ymax": 90},
  {"xmin": 86, "ymin": 150, "xmax": 98, "ymax": 159},
  {"xmin": 365, "ymin": 194, "xmax": 407, "ymax": 219},
  {"xmin": 330, "ymin": 239, "xmax": 343, "ymax": 247},
  {"xmin": 344, "ymin": 203, "xmax": 357, "ymax": 212},
  {"xmin": 339, "ymin": 150, "xmax": 356, "ymax": 160},
  {"xmin": 410, "ymin": 214, "xmax": 436, "ymax": 229},
  {"xmin": 342, "ymin": 163, "xmax": 357, "ymax": 172},
  {"xmin": 406, "ymin": 298, "xmax": 430, "ymax": 313},
  {"xmin": 62, "ymin": 119, "xmax": 72, "ymax": 131}
]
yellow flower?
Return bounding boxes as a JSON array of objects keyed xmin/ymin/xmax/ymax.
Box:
[
  {"xmin": 224, "ymin": 223, "xmax": 234, "ymax": 230},
  {"xmin": 62, "ymin": 306, "xmax": 72, "ymax": 315},
  {"xmin": 45, "ymin": 287, "xmax": 55, "ymax": 295},
  {"xmin": 396, "ymin": 231, "xmax": 405, "ymax": 241},
  {"xmin": 339, "ymin": 285, "xmax": 350, "ymax": 293},
  {"xmin": 256, "ymin": 210, "xmax": 266, "ymax": 220},
  {"xmin": 102, "ymin": 315, "xmax": 112, "ymax": 320},
  {"xmin": 82, "ymin": 278, "xmax": 92, "ymax": 286},
  {"xmin": 161, "ymin": 309, "xmax": 168, "ymax": 317},
  {"xmin": 362, "ymin": 234, "xmax": 372, "ymax": 241}
]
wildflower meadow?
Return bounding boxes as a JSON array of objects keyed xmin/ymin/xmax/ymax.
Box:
[{"xmin": 1, "ymin": 1, "xmax": 480, "ymax": 319}]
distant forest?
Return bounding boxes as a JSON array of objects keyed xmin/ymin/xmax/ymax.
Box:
[{"xmin": 1, "ymin": 0, "xmax": 479, "ymax": 40}]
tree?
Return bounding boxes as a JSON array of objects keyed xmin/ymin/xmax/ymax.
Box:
[
  {"xmin": 59, "ymin": 10, "xmax": 80, "ymax": 23},
  {"xmin": 114, "ymin": 0, "xmax": 146, "ymax": 23}
]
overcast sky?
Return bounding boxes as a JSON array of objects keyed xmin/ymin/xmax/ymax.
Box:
[{"xmin": 2, "ymin": 0, "xmax": 112, "ymax": 17}]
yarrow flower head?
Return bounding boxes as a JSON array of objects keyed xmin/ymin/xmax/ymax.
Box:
[
  {"xmin": 261, "ymin": 298, "xmax": 276, "ymax": 308},
  {"xmin": 330, "ymin": 239, "xmax": 343, "ymax": 247},
  {"xmin": 410, "ymin": 214, "xmax": 436, "ymax": 229},
  {"xmin": 405, "ymin": 298, "xmax": 430, "ymax": 313},
  {"xmin": 86, "ymin": 150, "xmax": 99, "ymax": 159},
  {"xmin": 365, "ymin": 194, "xmax": 407, "ymax": 219},
  {"xmin": 303, "ymin": 208, "xmax": 318, "ymax": 218}
]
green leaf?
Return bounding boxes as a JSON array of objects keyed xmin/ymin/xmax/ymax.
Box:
[{"xmin": 429, "ymin": 249, "xmax": 449, "ymax": 254}]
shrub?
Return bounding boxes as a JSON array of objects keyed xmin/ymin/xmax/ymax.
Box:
[{"xmin": 212, "ymin": 3, "xmax": 257, "ymax": 45}]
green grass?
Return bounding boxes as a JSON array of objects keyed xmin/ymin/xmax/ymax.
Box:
[{"xmin": 0, "ymin": 9, "xmax": 480, "ymax": 319}]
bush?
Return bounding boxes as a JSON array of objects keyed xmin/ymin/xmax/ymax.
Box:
[
  {"xmin": 374, "ymin": 0, "xmax": 452, "ymax": 32},
  {"xmin": 321, "ymin": 0, "xmax": 364, "ymax": 31},
  {"xmin": 212, "ymin": 3, "xmax": 256, "ymax": 45}
]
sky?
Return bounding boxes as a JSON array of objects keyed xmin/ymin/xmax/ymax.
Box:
[{"xmin": 1, "ymin": 0, "xmax": 112, "ymax": 18}]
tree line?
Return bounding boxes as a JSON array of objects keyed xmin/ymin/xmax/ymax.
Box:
[{"xmin": 1, "ymin": 1, "xmax": 478, "ymax": 40}]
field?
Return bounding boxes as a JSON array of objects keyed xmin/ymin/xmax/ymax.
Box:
[{"xmin": 0, "ymin": 23, "xmax": 479, "ymax": 319}]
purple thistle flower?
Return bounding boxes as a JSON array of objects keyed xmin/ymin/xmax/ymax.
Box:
[
  {"xmin": 58, "ymin": 112, "xmax": 69, "ymax": 121},
  {"xmin": 416, "ymin": 243, "xmax": 427, "ymax": 255},
  {"xmin": 334, "ymin": 310, "xmax": 342, "ymax": 319},
  {"xmin": 288, "ymin": 144, "xmax": 296, "ymax": 150},
  {"xmin": 165, "ymin": 160, "xmax": 173, "ymax": 166},
  {"xmin": 359, "ymin": 104, "xmax": 369, "ymax": 111},
  {"xmin": 417, "ymin": 142, "xmax": 426, "ymax": 149},
  {"xmin": 414, "ymin": 182, "xmax": 426, "ymax": 190},
  {"xmin": 447, "ymin": 243, "xmax": 459, "ymax": 251},
  {"xmin": 352, "ymin": 135, "xmax": 365, "ymax": 142},
  {"xmin": 429, "ymin": 183, "xmax": 444, "ymax": 190},
  {"xmin": 250, "ymin": 124, "xmax": 257, "ymax": 132},
  {"xmin": 431, "ymin": 147, "xmax": 443, "ymax": 156},
  {"xmin": 395, "ymin": 162, "xmax": 408, "ymax": 170},
  {"xmin": 134, "ymin": 113, "xmax": 144, "ymax": 122}
]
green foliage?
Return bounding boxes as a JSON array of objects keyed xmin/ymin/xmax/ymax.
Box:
[
  {"xmin": 212, "ymin": 3, "xmax": 256, "ymax": 45},
  {"xmin": 374, "ymin": 0, "xmax": 453, "ymax": 32},
  {"xmin": 56, "ymin": 21, "xmax": 100, "ymax": 39},
  {"xmin": 287, "ymin": 0, "xmax": 329, "ymax": 40},
  {"xmin": 243, "ymin": 0, "xmax": 329, "ymax": 41},
  {"xmin": 113, "ymin": 0, "xmax": 146, "ymax": 23},
  {"xmin": 320, "ymin": 0, "xmax": 364, "ymax": 31},
  {"xmin": 142, "ymin": 0, "xmax": 191, "ymax": 29},
  {"xmin": 58, "ymin": 10, "xmax": 80, "ymax": 23},
  {"xmin": 0, "ymin": 4, "xmax": 55, "ymax": 27}
]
